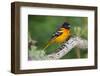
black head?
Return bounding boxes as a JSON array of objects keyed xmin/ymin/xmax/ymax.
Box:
[{"xmin": 61, "ymin": 22, "xmax": 71, "ymax": 29}]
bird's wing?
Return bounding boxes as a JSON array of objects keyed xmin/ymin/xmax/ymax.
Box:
[
  {"xmin": 43, "ymin": 30, "xmax": 63, "ymax": 50},
  {"xmin": 51, "ymin": 31, "xmax": 63, "ymax": 39}
]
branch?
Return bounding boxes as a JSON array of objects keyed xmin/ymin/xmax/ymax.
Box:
[
  {"xmin": 28, "ymin": 36, "xmax": 87, "ymax": 60},
  {"xmin": 44, "ymin": 36, "xmax": 87, "ymax": 60}
]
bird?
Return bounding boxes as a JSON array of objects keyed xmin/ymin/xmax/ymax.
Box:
[{"xmin": 43, "ymin": 22, "xmax": 71, "ymax": 50}]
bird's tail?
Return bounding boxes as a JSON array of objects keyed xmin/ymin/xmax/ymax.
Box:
[{"xmin": 43, "ymin": 41, "xmax": 52, "ymax": 51}]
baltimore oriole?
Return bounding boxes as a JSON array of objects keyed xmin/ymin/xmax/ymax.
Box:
[{"xmin": 43, "ymin": 22, "xmax": 71, "ymax": 50}]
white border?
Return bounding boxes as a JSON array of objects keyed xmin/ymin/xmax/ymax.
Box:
[{"xmin": 20, "ymin": 6, "xmax": 95, "ymax": 70}]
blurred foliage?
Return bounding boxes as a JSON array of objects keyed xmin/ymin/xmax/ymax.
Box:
[
  {"xmin": 28, "ymin": 15, "xmax": 88, "ymax": 60},
  {"xmin": 28, "ymin": 45, "xmax": 46, "ymax": 60}
]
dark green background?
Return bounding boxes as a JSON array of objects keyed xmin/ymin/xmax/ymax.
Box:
[{"xmin": 28, "ymin": 15, "xmax": 88, "ymax": 59}]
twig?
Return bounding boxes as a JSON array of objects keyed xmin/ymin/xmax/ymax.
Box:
[{"xmin": 75, "ymin": 47, "xmax": 80, "ymax": 58}]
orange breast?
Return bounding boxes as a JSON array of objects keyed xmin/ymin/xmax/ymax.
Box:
[{"xmin": 54, "ymin": 29, "xmax": 70, "ymax": 43}]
